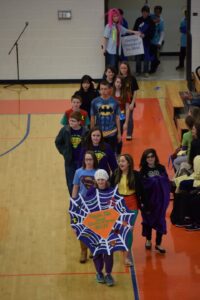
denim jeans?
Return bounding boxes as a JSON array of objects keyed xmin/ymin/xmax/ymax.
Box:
[
  {"xmin": 127, "ymin": 109, "xmax": 134, "ymax": 137},
  {"xmin": 105, "ymin": 52, "xmax": 118, "ymax": 71},
  {"xmin": 117, "ymin": 120, "xmax": 125, "ymax": 155},
  {"xmin": 64, "ymin": 160, "xmax": 78, "ymax": 196}
]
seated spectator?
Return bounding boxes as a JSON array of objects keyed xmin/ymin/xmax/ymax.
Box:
[
  {"xmin": 170, "ymin": 155, "xmax": 200, "ymax": 230},
  {"xmin": 173, "ymin": 115, "xmax": 194, "ymax": 172},
  {"xmin": 188, "ymin": 106, "xmax": 200, "ymax": 122},
  {"xmin": 175, "ymin": 122, "xmax": 200, "ymax": 178}
]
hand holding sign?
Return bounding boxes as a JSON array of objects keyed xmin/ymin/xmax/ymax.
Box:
[{"xmin": 121, "ymin": 35, "xmax": 144, "ymax": 56}]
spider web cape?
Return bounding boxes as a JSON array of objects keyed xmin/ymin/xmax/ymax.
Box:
[{"xmin": 69, "ymin": 186, "xmax": 137, "ymax": 255}]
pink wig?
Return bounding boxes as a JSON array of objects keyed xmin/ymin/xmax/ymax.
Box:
[{"xmin": 107, "ymin": 8, "xmax": 122, "ymax": 29}]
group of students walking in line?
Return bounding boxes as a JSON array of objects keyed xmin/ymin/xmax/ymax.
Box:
[{"xmin": 55, "ymin": 81, "xmax": 171, "ymax": 285}]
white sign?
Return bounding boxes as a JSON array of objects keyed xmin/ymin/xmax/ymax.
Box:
[{"xmin": 121, "ymin": 35, "xmax": 144, "ymax": 56}]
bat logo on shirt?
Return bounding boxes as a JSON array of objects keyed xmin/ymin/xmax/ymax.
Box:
[{"xmin": 98, "ymin": 105, "xmax": 114, "ymax": 116}]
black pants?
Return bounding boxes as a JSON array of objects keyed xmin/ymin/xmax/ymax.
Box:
[
  {"xmin": 143, "ymin": 224, "xmax": 163, "ymax": 245},
  {"xmin": 188, "ymin": 193, "xmax": 200, "ymax": 224},
  {"xmin": 150, "ymin": 44, "xmax": 160, "ymax": 72},
  {"xmin": 104, "ymin": 134, "xmax": 118, "ymax": 154},
  {"xmin": 178, "ymin": 46, "xmax": 186, "ymax": 67}
]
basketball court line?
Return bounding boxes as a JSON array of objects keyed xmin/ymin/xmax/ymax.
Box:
[{"xmin": 0, "ymin": 114, "xmax": 31, "ymax": 157}]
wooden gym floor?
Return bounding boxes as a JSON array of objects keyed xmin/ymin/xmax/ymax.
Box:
[{"xmin": 0, "ymin": 81, "xmax": 199, "ymax": 300}]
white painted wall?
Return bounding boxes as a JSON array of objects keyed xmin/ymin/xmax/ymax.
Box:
[
  {"xmin": 191, "ymin": 0, "xmax": 200, "ymax": 71},
  {"xmin": 108, "ymin": 0, "xmax": 187, "ymax": 52},
  {"xmin": 0, "ymin": 0, "xmax": 105, "ymax": 80}
]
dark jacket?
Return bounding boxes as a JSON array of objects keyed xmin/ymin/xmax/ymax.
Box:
[
  {"xmin": 189, "ymin": 138, "xmax": 200, "ymax": 166},
  {"xmin": 133, "ymin": 16, "xmax": 155, "ymax": 42},
  {"xmin": 55, "ymin": 125, "xmax": 89, "ymax": 166}
]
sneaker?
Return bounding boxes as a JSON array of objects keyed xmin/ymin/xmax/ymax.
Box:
[
  {"xmin": 124, "ymin": 258, "xmax": 133, "ymax": 267},
  {"xmin": 185, "ymin": 224, "xmax": 200, "ymax": 231},
  {"xmin": 149, "ymin": 69, "xmax": 156, "ymax": 74},
  {"xmin": 96, "ymin": 273, "xmax": 105, "ymax": 284},
  {"xmin": 184, "ymin": 224, "xmax": 194, "ymax": 229},
  {"xmin": 155, "ymin": 245, "xmax": 166, "ymax": 254},
  {"xmin": 105, "ymin": 274, "xmax": 114, "ymax": 286},
  {"xmin": 143, "ymin": 73, "xmax": 149, "ymax": 78},
  {"xmin": 126, "ymin": 136, "xmax": 132, "ymax": 141},
  {"xmin": 145, "ymin": 240, "xmax": 152, "ymax": 250}
]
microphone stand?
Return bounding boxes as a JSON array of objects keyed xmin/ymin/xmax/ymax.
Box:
[{"xmin": 4, "ymin": 22, "xmax": 29, "ymax": 89}]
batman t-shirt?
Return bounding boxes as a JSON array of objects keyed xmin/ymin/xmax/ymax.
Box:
[{"xmin": 90, "ymin": 96, "xmax": 120, "ymax": 137}]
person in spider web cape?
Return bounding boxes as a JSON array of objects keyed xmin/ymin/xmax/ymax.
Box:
[{"xmin": 69, "ymin": 169, "xmax": 137, "ymax": 286}]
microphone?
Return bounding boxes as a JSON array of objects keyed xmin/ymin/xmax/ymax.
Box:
[{"xmin": 25, "ymin": 22, "xmax": 29, "ymax": 26}]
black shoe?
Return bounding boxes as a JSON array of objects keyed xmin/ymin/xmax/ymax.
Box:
[
  {"xmin": 155, "ymin": 245, "xmax": 166, "ymax": 254},
  {"xmin": 145, "ymin": 240, "xmax": 152, "ymax": 250},
  {"xmin": 175, "ymin": 223, "xmax": 187, "ymax": 228},
  {"xmin": 176, "ymin": 65, "xmax": 184, "ymax": 70},
  {"xmin": 126, "ymin": 136, "xmax": 132, "ymax": 141},
  {"xmin": 185, "ymin": 224, "xmax": 200, "ymax": 231}
]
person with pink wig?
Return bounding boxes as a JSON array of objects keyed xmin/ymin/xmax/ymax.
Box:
[{"xmin": 102, "ymin": 8, "xmax": 139, "ymax": 71}]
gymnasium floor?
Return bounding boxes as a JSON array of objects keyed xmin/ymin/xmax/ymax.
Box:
[{"xmin": 0, "ymin": 68, "xmax": 199, "ymax": 299}]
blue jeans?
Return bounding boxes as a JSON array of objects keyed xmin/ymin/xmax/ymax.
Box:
[
  {"xmin": 127, "ymin": 109, "xmax": 134, "ymax": 137},
  {"xmin": 64, "ymin": 160, "xmax": 78, "ymax": 196},
  {"xmin": 105, "ymin": 52, "xmax": 118, "ymax": 71}
]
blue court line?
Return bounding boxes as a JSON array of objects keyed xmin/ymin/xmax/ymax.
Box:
[
  {"xmin": 129, "ymin": 252, "xmax": 140, "ymax": 300},
  {"xmin": 0, "ymin": 114, "xmax": 31, "ymax": 157}
]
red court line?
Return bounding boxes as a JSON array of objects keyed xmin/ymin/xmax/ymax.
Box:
[{"xmin": 0, "ymin": 99, "xmax": 71, "ymax": 114}]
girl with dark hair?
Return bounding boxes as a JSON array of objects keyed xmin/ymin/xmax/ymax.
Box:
[
  {"xmin": 74, "ymin": 74, "xmax": 99, "ymax": 118},
  {"xmin": 112, "ymin": 75, "xmax": 131, "ymax": 154},
  {"xmin": 139, "ymin": 148, "xmax": 170, "ymax": 253},
  {"xmin": 119, "ymin": 61, "xmax": 139, "ymax": 140},
  {"xmin": 111, "ymin": 154, "xmax": 144, "ymax": 265},
  {"xmin": 78, "ymin": 127, "xmax": 118, "ymax": 176},
  {"xmin": 96, "ymin": 65, "xmax": 117, "ymax": 92},
  {"xmin": 72, "ymin": 150, "xmax": 98, "ymax": 263},
  {"xmin": 103, "ymin": 65, "xmax": 117, "ymax": 88}
]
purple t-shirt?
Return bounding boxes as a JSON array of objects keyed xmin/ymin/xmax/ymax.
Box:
[{"xmin": 70, "ymin": 128, "xmax": 83, "ymax": 162}]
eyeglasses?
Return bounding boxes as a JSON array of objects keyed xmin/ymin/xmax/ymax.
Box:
[
  {"xmin": 146, "ymin": 154, "xmax": 155, "ymax": 159},
  {"xmin": 85, "ymin": 158, "xmax": 93, "ymax": 161}
]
